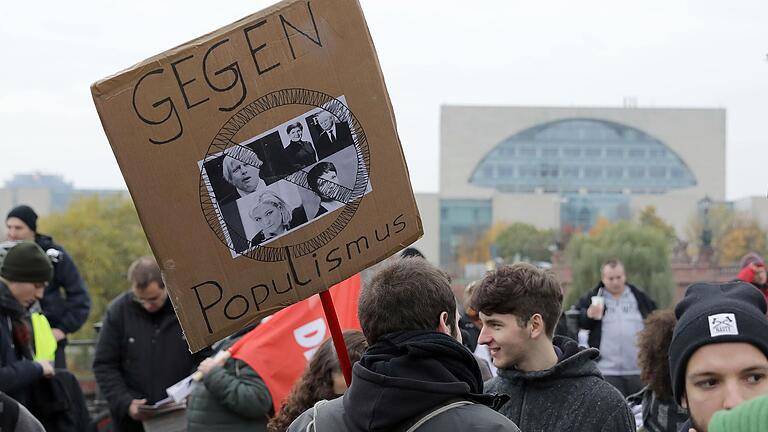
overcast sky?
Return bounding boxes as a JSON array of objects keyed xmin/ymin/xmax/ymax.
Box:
[{"xmin": 2, "ymin": 0, "xmax": 766, "ymax": 200}]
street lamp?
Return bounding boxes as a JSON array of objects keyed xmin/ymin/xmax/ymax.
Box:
[{"xmin": 698, "ymin": 196, "xmax": 714, "ymax": 263}]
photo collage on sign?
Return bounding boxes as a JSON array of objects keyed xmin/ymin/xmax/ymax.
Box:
[{"xmin": 200, "ymin": 96, "xmax": 372, "ymax": 257}]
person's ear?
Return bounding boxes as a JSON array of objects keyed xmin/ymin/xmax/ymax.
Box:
[
  {"xmin": 437, "ymin": 311, "xmax": 451, "ymax": 335},
  {"xmin": 681, "ymin": 395, "xmax": 688, "ymax": 409},
  {"xmin": 529, "ymin": 313, "xmax": 546, "ymax": 339}
]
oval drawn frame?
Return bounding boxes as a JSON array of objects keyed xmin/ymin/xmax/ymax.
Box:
[{"xmin": 199, "ymin": 89, "xmax": 370, "ymax": 262}]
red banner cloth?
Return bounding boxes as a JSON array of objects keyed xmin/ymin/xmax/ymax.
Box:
[{"xmin": 228, "ymin": 275, "xmax": 362, "ymax": 413}]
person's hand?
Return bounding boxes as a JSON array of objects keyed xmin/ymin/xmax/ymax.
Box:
[
  {"xmin": 51, "ymin": 328, "xmax": 66, "ymax": 342},
  {"xmin": 128, "ymin": 399, "xmax": 150, "ymax": 421},
  {"xmin": 586, "ymin": 304, "xmax": 604, "ymax": 320},
  {"xmin": 36, "ymin": 360, "xmax": 54, "ymax": 378},
  {"xmin": 196, "ymin": 356, "xmax": 224, "ymax": 376}
]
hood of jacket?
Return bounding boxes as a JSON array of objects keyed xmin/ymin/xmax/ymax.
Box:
[
  {"xmin": 341, "ymin": 330, "xmax": 503, "ymax": 431},
  {"xmin": 496, "ymin": 336, "xmax": 603, "ymax": 383}
]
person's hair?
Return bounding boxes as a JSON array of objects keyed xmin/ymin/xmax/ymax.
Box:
[
  {"xmin": 127, "ymin": 256, "xmax": 164, "ymax": 290},
  {"xmin": 470, "ymin": 263, "xmax": 563, "ymax": 338},
  {"xmin": 222, "ymin": 145, "xmax": 263, "ymax": 185},
  {"xmin": 249, "ymin": 191, "xmax": 291, "ymax": 230},
  {"xmin": 267, "ymin": 331, "xmax": 367, "ymax": 432},
  {"xmin": 400, "ymin": 247, "xmax": 425, "ymax": 259},
  {"xmin": 463, "ymin": 280, "xmax": 481, "ymax": 322},
  {"xmin": 637, "ymin": 309, "xmax": 677, "ymax": 400},
  {"xmin": 306, "ymin": 162, "xmax": 337, "ymax": 196},
  {"xmin": 359, "ymin": 258, "xmax": 456, "ymax": 345},
  {"xmin": 286, "ymin": 122, "xmax": 303, "ymax": 135},
  {"xmin": 316, "ymin": 110, "xmax": 335, "ymax": 125},
  {"xmin": 602, "ymin": 259, "xmax": 624, "ymax": 273}
]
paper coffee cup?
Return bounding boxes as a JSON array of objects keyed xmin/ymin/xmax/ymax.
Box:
[{"xmin": 591, "ymin": 296, "xmax": 604, "ymax": 307}]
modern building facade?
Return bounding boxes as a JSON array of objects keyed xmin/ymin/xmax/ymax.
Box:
[{"xmin": 411, "ymin": 106, "xmax": 726, "ymax": 270}]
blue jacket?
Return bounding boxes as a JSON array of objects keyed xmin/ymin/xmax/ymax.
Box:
[{"xmin": 35, "ymin": 234, "xmax": 90, "ymax": 334}]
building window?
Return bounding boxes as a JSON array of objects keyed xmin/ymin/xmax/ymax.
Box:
[
  {"xmin": 563, "ymin": 148, "xmax": 581, "ymax": 157},
  {"xmin": 563, "ymin": 167, "xmax": 580, "ymax": 177},
  {"xmin": 649, "ymin": 166, "xmax": 667, "ymax": 178},
  {"xmin": 628, "ymin": 167, "xmax": 645, "ymax": 178},
  {"xmin": 606, "ymin": 167, "xmax": 623, "ymax": 179},
  {"xmin": 585, "ymin": 167, "xmax": 602, "ymax": 178},
  {"xmin": 540, "ymin": 164, "xmax": 558, "ymax": 177},
  {"xmin": 543, "ymin": 148, "xmax": 558, "ymax": 157},
  {"xmin": 628, "ymin": 149, "xmax": 645, "ymax": 158},
  {"xmin": 585, "ymin": 148, "xmax": 602, "ymax": 158},
  {"xmin": 469, "ymin": 118, "xmax": 697, "ymax": 193}
]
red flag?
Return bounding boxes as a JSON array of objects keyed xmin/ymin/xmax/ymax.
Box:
[{"xmin": 228, "ymin": 275, "xmax": 362, "ymax": 413}]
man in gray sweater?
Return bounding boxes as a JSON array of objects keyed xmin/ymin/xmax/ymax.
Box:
[{"xmin": 470, "ymin": 262, "xmax": 635, "ymax": 432}]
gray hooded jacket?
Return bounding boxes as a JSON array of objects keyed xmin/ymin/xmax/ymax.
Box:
[{"xmin": 485, "ymin": 336, "xmax": 636, "ymax": 432}]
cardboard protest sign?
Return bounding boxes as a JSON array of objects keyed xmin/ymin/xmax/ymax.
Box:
[{"xmin": 91, "ymin": 0, "xmax": 421, "ymax": 351}]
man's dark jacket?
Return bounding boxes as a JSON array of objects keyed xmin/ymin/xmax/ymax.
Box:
[
  {"xmin": 34, "ymin": 234, "xmax": 90, "ymax": 334},
  {"xmin": 485, "ymin": 336, "xmax": 636, "ymax": 432},
  {"xmin": 288, "ymin": 331, "xmax": 520, "ymax": 432},
  {"xmin": 576, "ymin": 282, "xmax": 657, "ymax": 350},
  {"xmin": 315, "ymin": 121, "xmax": 354, "ymax": 160},
  {"xmin": 93, "ymin": 292, "xmax": 210, "ymax": 432}
]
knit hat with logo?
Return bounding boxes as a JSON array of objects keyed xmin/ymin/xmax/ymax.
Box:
[{"xmin": 669, "ymin": 281, "xmax": 768, "ymax": 405}]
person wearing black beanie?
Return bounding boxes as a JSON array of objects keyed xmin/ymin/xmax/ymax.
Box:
[
  {"xmin": 5, "ymin": 205, "xmax": 91, "ymax": 369},
  {"xmin": 0, "ymin": 242, "xmax": 56, "ymax": 405},
  {"xmin": 668, "ymin": 281, "xmax": 768, "ymax": 432}
]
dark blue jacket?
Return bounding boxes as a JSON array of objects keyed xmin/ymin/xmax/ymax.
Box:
[
  {"xmin": 0, "ymin": 282, "xmax": 44, "ymax": 405},
  {"xmin": 35, "ymin": 234, "xmax": 90, "ymax": 334}
]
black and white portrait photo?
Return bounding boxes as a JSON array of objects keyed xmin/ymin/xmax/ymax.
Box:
[
  {"xmin": 200, "ymin": 95, "xmax": 372, "ymax": 258},
  {"xmin": 306, "ymin": 110, "xmax": 355, "ymax": 161}
]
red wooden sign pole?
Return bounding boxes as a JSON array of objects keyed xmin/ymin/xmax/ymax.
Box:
[{"xmin": 319, "ymin": 290, "xmax": 353, "ymax": 386}]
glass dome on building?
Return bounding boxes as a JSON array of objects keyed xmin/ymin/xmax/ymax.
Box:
[{"xmin": 469, "ymin": 118, "xmax": 697, "ymax": 194}]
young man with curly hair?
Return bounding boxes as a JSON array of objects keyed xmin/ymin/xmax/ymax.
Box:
[{"xmin": 287, "ymin": 258, "xmax": 521, "ymax": 431}]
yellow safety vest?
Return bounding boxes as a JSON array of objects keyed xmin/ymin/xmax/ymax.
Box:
[{"xmin": 31, "ymin": 312, "xmax": 57, "ymax": 361}]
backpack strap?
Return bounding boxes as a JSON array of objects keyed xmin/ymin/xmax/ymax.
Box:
[{"xmin": 404, "ymin": 400, "xmax": 474, "ymax": 432}]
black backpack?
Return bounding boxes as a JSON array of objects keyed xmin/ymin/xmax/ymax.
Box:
[{"xmin": 27, "ymin": 370, "xmax": 92, "ymax": 432}]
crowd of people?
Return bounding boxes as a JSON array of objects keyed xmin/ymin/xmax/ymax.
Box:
[{"xmin": 2, "ymin": 204, "xmax": 768, "ymax": 432}]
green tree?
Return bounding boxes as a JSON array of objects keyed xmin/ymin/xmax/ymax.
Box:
[
  {"xmin": 639, "ymin": 205, "xmax": 676, "ymax": 242},
  {"xmin": 455, "ymin": 223, "xmax": 509, "ymax": 270},
  {"xmin": 564, "ymin": 221, "xmax": 675, "ymax": 309},
  {"xmin": 495, "ymin": 223, "xmax": 556, "ymax": 263},
  {"xmin": 38, "ymin": 195, "xmax": 152, "ymax": 339}
]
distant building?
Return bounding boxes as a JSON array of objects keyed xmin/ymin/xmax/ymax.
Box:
[
  {"xmin": 0, "ymin": 173, "xmax": 127, "ymax": 235},
  {"xmin": 412, "ymin": 105, "xmax": 727, "ymax": 272}
]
